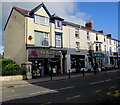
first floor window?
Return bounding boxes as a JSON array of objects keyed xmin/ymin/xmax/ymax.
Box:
[
  {"xmin": 76, "ymin": 42, "xmax": 80, "ymax": 51},
  {"xmin": 110, "ymin": 47, "xmax": 112, "ymax": 55},
  {"xmin": 55, "ymin": 34, "xmax": 62, "ymax": 47},
  {"xmin": 34, "ymin": 31, "xmax": 49, "ymax": 46}
]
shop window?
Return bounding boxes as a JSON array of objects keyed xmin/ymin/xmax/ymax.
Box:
[
  {"xmin": 75, "ymin": 29, "xmax": 79, "ymax": 38},
  {"xmin": 71, "ymin": 58, "xmax": 77, "ymax": 69},
  {"xmin": 34, "ymin": 15, "xmax": 49, "ymax": 26},
  {"xmin": 55, "ymin": 20, "xmax": 62, "ymax": 30},
  {"xmin": 55, "ymin": 34, "xmax": 62, "ymax": 48},
  {"xmin": 34, "ymin": 31, "xmax": 49, "ymax": 46}
]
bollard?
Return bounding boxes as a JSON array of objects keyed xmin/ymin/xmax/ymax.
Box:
[
  {"xmin": 69, "ymin": 69, "xmax": 71, "ymax": 78},
  {"xmin": 51, "ymin": 69, "xmax": 53, "ymax": 80},
  {"xmin": 105, "ymin": 68, "xmax": 106, "ymax": 75},
  {"xmin": 83, "ymin": 69, "xmax": 85, "ymax": 77}
]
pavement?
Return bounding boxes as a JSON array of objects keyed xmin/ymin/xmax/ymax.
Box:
[{"xmin": 1, "ymin": 69, "xmax": 119, "ymax": 89}]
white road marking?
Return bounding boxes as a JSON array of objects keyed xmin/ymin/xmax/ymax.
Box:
[
  {"xmin": 89, "ymin": 79, "xmax": 111, "ymax": 85},
  {"xmin": 56, "ymin": 86, "xmax": 75, "ymax": 91}
]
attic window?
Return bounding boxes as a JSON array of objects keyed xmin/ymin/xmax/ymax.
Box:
[
  {"xmin": 55, "ymin": 20, "xmax": 62, "ymax": 30},
  {"xmin": 34, "ymin": 15, "xmax": 49, "ymax": 26}
]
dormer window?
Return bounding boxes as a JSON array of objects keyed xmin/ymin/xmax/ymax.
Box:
[
  {"xmin": 55, "ymin": 20, "xmax": 62, "ymax": 30},
  {"xmin": 34, "ymin": 15, "xmax": 49, "ymax": 26}
]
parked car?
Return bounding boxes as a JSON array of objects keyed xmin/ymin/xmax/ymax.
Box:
[{"xmin": 104, "ymin": 64, "xmax": 114, "ymax": 70}]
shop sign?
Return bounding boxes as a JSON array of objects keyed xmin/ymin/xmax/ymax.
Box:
[
  {"xmin": 92, "ymin": 53, "xmax": 105, "ymax": 57},
  {"xmin": 28, "ymin": 49, "xmax": 61, "ymax": 58}
]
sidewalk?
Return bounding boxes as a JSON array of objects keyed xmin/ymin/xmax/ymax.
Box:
[{"xmin": 1, "ymin": 69, "xmax": 119, "ymax": 89}]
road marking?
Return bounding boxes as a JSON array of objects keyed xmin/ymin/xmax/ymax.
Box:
[
  {"xmin": 6, "ymin": 94, "xmax": 21, "ymax": 98},
  {"xmin": 107, "ymin": 90, "xmax": 120, "ymax": 97},
  {"xmin": 40, "ymin": 102, "xmax": 52, "ymax": 105},
  {"xmin": 1, "ymin": 89, "xmax": 16, "ymax": 94},
  {"xmin": 56, "ymin": 86, "xmax": 75, "ymax": 91},
  {"xmin": 108, "ymin": 86, "xmax": 116, "ymax": 89},
  {"xmin": 14, "ymin": 84, "xmax": 33, "ymax": 88},
  {"xmin": 89, "ymin": 79, "xmax": 111, "ymax": 85},
  {"xmin": 30, "ymin": 89, "xmax": 57, "ymax": 95},
  {"xmin": 95, "ymin": 90, "xmax": 102, "ymax": 93},
  {"xmin": 66, "ymin": 95, "xmax": 80, "ymax": 100}
]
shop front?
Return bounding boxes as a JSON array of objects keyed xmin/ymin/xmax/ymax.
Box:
[
  {"xmin": 71, "ymin": 55, "xmax": 85, "ymax": 72},
  {"xmin": 28, "ymin": 48, "xmax": 61, "ymax": 78},
  {"xmin": 92, "ymin": 53, "xmax": 105, "ymax": 68}
]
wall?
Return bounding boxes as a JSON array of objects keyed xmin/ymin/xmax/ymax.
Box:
[{"xmin": 4, "ymin": 9, "xmax": 27, "ymax": 65}]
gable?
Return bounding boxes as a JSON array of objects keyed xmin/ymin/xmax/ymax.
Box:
[{"xmin": 34, "ymin": 6, "xmax": 49, "ymax": 18}]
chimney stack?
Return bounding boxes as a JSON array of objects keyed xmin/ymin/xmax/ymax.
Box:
[
  {"xmin": 98, "ymin": 30, "xmax": 104, "ymax": 34},
  {"xmin": 85, "ymin": 22, "xmax": 92, "ymax": 29},
  {"xmin": 106, "ymin": 34, "xmax": 112, "ymax": 38}
]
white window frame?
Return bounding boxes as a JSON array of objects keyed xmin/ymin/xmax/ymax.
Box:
[
  {"xmin": 34, "ymin": 15, "xmax": 49, "ymax": 26},
  {"xmin": 55, "ymin": 34, "xmax": 62, "ymax": 47},
  {"xmin": 76, "ymin": 42, "xmax": 80, "ymax": 51},
  {"xmin": 55, "ymin": 20, "xmax": 62, "ymax": 30},
  {"xmin": 75, "ymin": 29, "xmax": 79, "ymax": 38}
]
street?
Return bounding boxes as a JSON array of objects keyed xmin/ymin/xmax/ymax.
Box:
[{"xmin": 2, "ymin": 70, "xmax": 120, "ymax": 104}]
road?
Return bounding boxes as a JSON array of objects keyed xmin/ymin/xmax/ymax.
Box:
[{"xmin": 2, "ymin": 70, "xmax": 120, "ymax": 104}]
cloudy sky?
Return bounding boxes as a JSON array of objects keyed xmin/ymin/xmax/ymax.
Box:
[{"xmin": 0, "ymin": 0, "xmax": 119, "ymax": 55}]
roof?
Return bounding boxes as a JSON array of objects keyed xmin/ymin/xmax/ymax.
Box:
[
  {"xmin": 4, "ymin": 3, "xmax": 52, "ymax": 30},
  {"xmin": 51, "ymin": 14, "xmax": 64, "ymax": 21},
  {"xmin": 63, "ymin": 21, "xmax": 80, "ymax": 28}
]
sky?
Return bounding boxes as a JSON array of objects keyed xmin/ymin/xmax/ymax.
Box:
[{"xmin": 0, "ymin": 0, "xmax": 119, "ymax": 55}]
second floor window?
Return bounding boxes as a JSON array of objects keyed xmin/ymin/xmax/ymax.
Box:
[
  {"xmin": 34, "ymin": 15, "xmax": 49, "ymax": 26},
  {"xmin": 109, "ymin": 39, "xmax": 112, "ymax": 45},
  {"xmin": 75, "ymin": 29, "xmax": 79, "ymax": 38},
  {"xmin": 34, "ymin": 31, "xmax": 49, "ymax": 46},
  {"xmin": 87, "ymin": 31, "xmax": 89, "ymax": 39},
  {"xmin": 55, "ymin": 20, "xmax": 62, "ymax": 29},
  {"xmin": 96, "ymin": 34, "xmax": 98, "ymax": 40}
]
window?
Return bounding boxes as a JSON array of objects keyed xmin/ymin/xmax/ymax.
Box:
[
  {"xmin": 55, "ymin": 34, "xmax": 62, "ymax": 47},
  {"xmin": 75, "ymin": 29, "xmax": 79, "ymax": 38},
  {"xmin": 118, "ymin": 49, "xmax": 120, "ymax": 56},
  {"xmin": 109, "ymin": 39, "xmax": 111, "ymax": 45},
  {"xmin": 104, "ymin": 45, "xmax": 106, "ymax": 53},
  {"xmin": 34, "ymin": 31, "xmax": 49, "ymax": 46},
  {"xmin": 34, "ymin": 15, "xmax": 49, "ymax": 26},
  {"xmin": 114, "ymin": 40, "xmax": 116, "ymax": 46},
  {"xmin": 110, "ymin": 47, "xmax": 112, "ymax": 55},
  {"xmin": 118, "ymin": 41, "xmax": 120, "ymax": 46},
  {"xmin": 96, "ymin": 44, "xmax": 98, "ymax": 52},
  {"xmin": 96, "ymin": 34, "xmax": 98, "ymax": 40},
  {"xmin": 104, "ymin": 36, "xmax": 106, "ymax": 42},
  {"xmin": 55, "ymin": 20, "xmax": 62, "ymax": 29},
  {"xmin": 87, "ymin": 31, "xmax": 89, "ymax": 39},
  {"xmin": 99, "ymin": 44, "xmax": 102, "ymax": 51},
  {"xmin": 76, "ymin": 42, "xmax": 80, "ymax": 51}
]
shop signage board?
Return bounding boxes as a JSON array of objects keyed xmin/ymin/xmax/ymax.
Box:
[
  {"xmin": 28, "ymin": 49, "xmax": 61, "ymax": 58},
  {"xmin": 92, "ymin": 53, "xmax": 105, "ymax": 57}
]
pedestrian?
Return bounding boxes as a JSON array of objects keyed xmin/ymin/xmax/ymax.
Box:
[{"xmin": 94, "ymin": 63, "xmax": 98, "ymax": 74}]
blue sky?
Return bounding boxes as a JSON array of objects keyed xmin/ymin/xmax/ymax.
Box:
[
  {"xmin": 75, "ymin": 2, "xmax": 118, "ymax": 39},
  {"xmin": 0, "ymin": 1, "xmax": 119, "ymax": 54}
]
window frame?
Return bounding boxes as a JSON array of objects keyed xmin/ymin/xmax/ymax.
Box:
[
  {"xmin": 34, "ymin": 15, "xmax": 49, "ymax": 26},
  {"xmin": 55, "ymin": 33, "xmax": 63, "ymax": 48},
  {"xmin": 34, "ymin": 31, "xmax": 49, "ymax": 47},
  {"xmin": 55, "ymin": 20, "xmax": 62, "ymax": 30}
]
